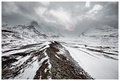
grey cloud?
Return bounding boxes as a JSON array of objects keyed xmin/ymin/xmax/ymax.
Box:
[
  {"xmin": 14, "ymin": 2, "xmax": 40, "ymax": 15},
  {"xmin": 2, "ymin": 2, "xmax": 43, "ymax": 25},
  {"xmin": 2, "ymin": 2, "xmax": 118, "ymax": 36}
]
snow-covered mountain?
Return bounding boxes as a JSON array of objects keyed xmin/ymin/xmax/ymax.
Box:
[
  {"xmin": 81, "ymin": 25, "xmax": 118, "ymax": 37},
  {"xmin": 2, "ymin": 20, "xmax": 64, "ymax": 53},
  {"xmin": 31, "ymin": 21, "xmax": 63, "ymax": 38},
  {"xmin": 2, "ymin": 21, "xmax": 63, "ymax": 40},
  {"xmin": 2, "ymin": 22, "xmax": 46, "ymax": 39},
  {"xmin": 79, "ymin": 25, "xmax": 118, "ymax": 46}
]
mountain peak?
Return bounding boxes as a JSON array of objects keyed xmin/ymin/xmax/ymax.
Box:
[{"xmin": 31, "ymin": 21, "xmax": 39, "ymax": 26}]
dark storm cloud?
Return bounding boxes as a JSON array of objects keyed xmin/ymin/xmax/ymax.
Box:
[
  {"xmin": 2, "ymin": 2, "xmax": 118, "ymax": 36},
  {"xmin": 2, "ymin": 2, "xmax": 41, "ymax": 25},
  {"xmin": 2, "ymin": 2, "xmax": 50, "ymax": 25}
]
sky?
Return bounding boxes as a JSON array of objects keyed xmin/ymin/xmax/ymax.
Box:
[{"xmin": 2, "ymin": 2, "xmax": 118, "ymax": 36}]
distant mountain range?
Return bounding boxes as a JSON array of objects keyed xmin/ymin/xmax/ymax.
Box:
[
  {"xmin": 80, "ymin": 25, "xmax": 118, "ymax": 37},
  {"xmin": 79, "ymin": 25, "xmax": 118, "ymax": 45},
  {"xmin": 2, "ymin": 21, "xmax": 64, "ymax": 40}
]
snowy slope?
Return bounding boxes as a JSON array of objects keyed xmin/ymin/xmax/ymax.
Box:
[
  {"xmin": 31, "ymin": 21, "xmax": 46, "ymax": 34},
  {"xmin": 31, "ymin": 21, "xmax": 63, "ymax": 38},
  {"xmin": 82, "ymin": 25, "xmax": 118, "ymax": 36},
  {"xmin": 64, "ymin": 45, "xmax": 118, "ymax": 79},
  {"xmin": 2, "ymin": 23, "xmax": 118, "ymax": 79},
  {"xmin": 79, "ymin": 25, "xmax": 118, "ymax": 46},
  {"xmin": 2, "ymin": 41, "xmax": 92, "ymax": 79},
  {"xmin": 2, "ymin": 24, "xmax": 46, "ymax": 39},
  {"xmin": 57, "ymin": 34, "xmax": 118, "ymax": 79},
  {"xmin": 58, "ymin": 25, "xmax": 118, "ymax": 79},
  {"xmin": 2, "ymin": 20, "xmax": 64, "ymax": 51}
]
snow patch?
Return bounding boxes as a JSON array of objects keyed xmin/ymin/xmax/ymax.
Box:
[
  {"xmin": 14, "ymin": 57, "xmax": 39, "ymax": 79},
  {"xmin": 64, "ymin": 46, "xmax": 118, "ymax": 79}
]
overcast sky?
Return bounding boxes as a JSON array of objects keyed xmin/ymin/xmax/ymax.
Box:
[{"xmin": 2, "ymin": 2, "xmax": 118, "ymax": 36}]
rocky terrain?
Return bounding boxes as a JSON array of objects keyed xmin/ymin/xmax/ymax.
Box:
[
  {"xmin": 2, "ymin": 22, "xmax": 118, "ymax": 79},
  {"xmin": 2, "ymin": 41, "xmax": 93, "ymax": 79}
]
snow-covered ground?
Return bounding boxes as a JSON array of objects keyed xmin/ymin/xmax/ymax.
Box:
[
  {"xmin": 64, "ymin": 45, "xmax": 118, "ymax": 79},
  {"xmin": 2, "ymin": 23, "xmax": 118, "ymax": 79},
  {"xmin": 58, "ymin": 35, "xmax": 118, "ymax": 79},
  {"xmin": 2, "ymin": 38, "xmax": 118, "ymax": 79}
]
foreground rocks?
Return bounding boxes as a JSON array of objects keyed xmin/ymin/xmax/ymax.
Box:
[{"xmin": 2, "ymin": 41, "xmax": 93, "ymax": 79}]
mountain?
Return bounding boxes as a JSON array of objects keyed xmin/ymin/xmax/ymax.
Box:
[
  {"xmin": 81, "ymin": 25, "xmax": 118, "ymax": 36},
  {"xmin": 31, "ymin": 21, "xmax": 46, "ymax": 34},
  {"xmin": 79, "ymin": 25, "xmax": 118, "ymax": 45},
  {"xmin": 2, "ymin": 20, "xmax": 64, "ymax": 40},
  {"xmin": 2, "ymin": 21, "xmax": 65, "ymax": 62},
  {"xmin": 31, "ymin": 21, "xmax": 63, "ymax": 38},
  {"xmin": 3, "ymin": 23, "xmax": 47, "ymax": 38}
]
